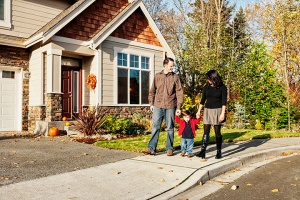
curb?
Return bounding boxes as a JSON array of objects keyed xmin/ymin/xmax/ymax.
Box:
[{"xmin": 152, "ymin": 145, "xmax": 300, "ymax": 200}]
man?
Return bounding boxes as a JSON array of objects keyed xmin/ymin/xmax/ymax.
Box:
[{"xmin": 143, "ymin": 57, "xmax": 183, "ymax": 156}]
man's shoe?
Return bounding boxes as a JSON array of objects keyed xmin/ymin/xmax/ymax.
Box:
[
  {"xmin": 167, "ymin": 150, "xmax": 173, "ymax": 156},
  {"xmin": 187, "ymin": 154, "xmax": 192, "ymax": 158},
  {"xmin": 142, "ymin": 149, "xmax": 155, "ymax": 155},
  {"xmin": 180, "ymin": 152, "xmax": 185, "ymax": 157}
]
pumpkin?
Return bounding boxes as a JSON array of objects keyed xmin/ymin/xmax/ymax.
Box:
[
  {"xmin": 65, "ymin": 122, "xmax": 71, "ymax": 126},
  {"xmin": 62, "ymin": 117, "xmax": 67, "ymax": 121},
  {"xmin": 49, "ymin": 127, "xmax": 59, "ymax": 137}
]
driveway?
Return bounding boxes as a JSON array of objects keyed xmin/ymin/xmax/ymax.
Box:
[{"xmin": 0, "ymin": 133, "xmax": 141, "ymax": 186}]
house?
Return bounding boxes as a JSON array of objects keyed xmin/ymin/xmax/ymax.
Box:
[{"xmin": 0, "ymin": 0, "xmax": 174, "ymax": 132}]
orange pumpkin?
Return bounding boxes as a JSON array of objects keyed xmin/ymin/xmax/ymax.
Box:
[
  {"xmin": 62, "ymin": 117, "xmax": 67, "ymax": 121},
  {"xmin": 49, "ymin": 127, "xmax": 59, "ymax": 137},
  {"xmin": 65, "ymin": 122, "xmax": 71, "ymax": 126}
]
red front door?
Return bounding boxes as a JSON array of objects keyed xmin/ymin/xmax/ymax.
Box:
[{"xmin": 62, "ymin": 67, "xmax": 82, "ymax": 119}]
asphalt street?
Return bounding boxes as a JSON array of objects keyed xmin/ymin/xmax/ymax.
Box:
[{"xmin": 174, "ymin": 154, "xmax": 300, "ymax": 200}]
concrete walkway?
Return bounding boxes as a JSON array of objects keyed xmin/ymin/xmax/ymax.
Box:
[{"xmin": 0, "ymin": 137, "xmax": 300, "ymax": 200}]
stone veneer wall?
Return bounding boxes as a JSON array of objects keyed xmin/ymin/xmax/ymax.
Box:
[
  {"xmin": 45, "ymin": 93, "xmax": 63, "ymax": 122},
  {"xmin": 0, "ymin": 45, "xmax": 29, "ymax": 130},
  {"xmin": 83, "ymin": 106, "xmax": 152, "ymax": 119},
  {"xmin": 28, "ymin": 106, "xmax": 46, "ymax": 131}
]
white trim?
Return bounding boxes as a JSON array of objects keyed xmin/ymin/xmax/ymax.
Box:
[
  {"xmin": 24, "ymin": 32, "xmax": 43, "ymax": 47},
  {"xmin": 97, "ymin": 47, "xmax": 103, "ymax": 105},
  {"xmin": 52, "ymin": 36, "xmax": 93, "ymax": 46},
  {"xmin": 47, "ymin": 49, "xmax": 62, "ymax": 56},
  {"xmin": 0, "ymin": 0, "xmax": 11, "ymax": 29},
  {"xmin": 42, "ymin": 0, "xmax": 96, "ymax": 43},
  {"xmin": 106, "ymin": 36, "xmax": 165, "ymax": 52}
]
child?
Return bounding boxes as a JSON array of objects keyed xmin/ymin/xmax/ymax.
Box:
[{"xmin": 175, "ymin": 110, "xmax": 201, "ymax": 158}]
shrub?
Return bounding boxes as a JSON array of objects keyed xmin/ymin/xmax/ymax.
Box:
[
  {"xmin": 132, "ymin": 113, "xmax": 151, "ymax": 131},
  {"xmin": 104, "ymin": 115, "xmax": 133, "ymax": 134},
  {"xmin": 74, "ymin": 105, "xmax": 108, "ymax": 137}
]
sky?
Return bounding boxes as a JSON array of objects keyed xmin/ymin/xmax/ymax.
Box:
[{"xmin": 230, "ymin": 0, "xmax": 260, "ymax": 10}]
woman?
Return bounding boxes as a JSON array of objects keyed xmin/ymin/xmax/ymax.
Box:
[{"xmin": 196, "ymin": 70, "xmax": 227, "ymax": 159}]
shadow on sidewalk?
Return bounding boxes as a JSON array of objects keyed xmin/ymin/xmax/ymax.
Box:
[
  {"xmin": 221, "ymin": 136, "xmax": 271, "ymax": 157},
  {"xmin": 194, "ymin": 133, "xmax": 271, "ymax": 158}
]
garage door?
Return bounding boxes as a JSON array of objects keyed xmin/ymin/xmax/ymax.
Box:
[{"xmin": 0, "ymin": 68, "xmax": 21, "ymax": 131}]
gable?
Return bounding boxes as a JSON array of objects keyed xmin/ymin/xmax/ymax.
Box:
[
  {"xmin": 56, "ymin": 0, "xmax": 129, "ymax": 41},
  {"xmin": 111, "ymin": 8, "xmax": 162, "ymax": 47}
]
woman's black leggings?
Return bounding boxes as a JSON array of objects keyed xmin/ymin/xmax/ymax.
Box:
[{"xmin": 204, "ymin": 124, "xmax": 222, "ymax": 138}]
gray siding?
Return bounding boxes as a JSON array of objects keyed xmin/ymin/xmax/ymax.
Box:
[{"xmin": 0, "ymin": 0, "xmax": 71, "ymax": 38}]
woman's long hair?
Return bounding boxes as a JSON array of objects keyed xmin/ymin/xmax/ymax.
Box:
[{"xmin": 206, "ymin": 70, "xmax": 224, "ymax": 89}]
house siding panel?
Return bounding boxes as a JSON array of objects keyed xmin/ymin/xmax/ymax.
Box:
[
  {"xmin": 111, "ymin": 8, "xmax": 162, "ymax": 47},
  {"xmin": 57, "ymin": 0, "xmax": 129, "ymax": 41},
  {"xmin": 29, "ymin": 49, "xmax": 43, "ymax": 106},
  {"xmin": 0, "ymin": 0, "xmax": 71, "ymax": 38}
]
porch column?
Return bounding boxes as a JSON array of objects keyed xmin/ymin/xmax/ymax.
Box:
[
  {"xmin": 46, "ymin": 49, "xmax": 62, "ymax": 93},
  {"xmin": 45, "ymin": 49, "xmax": 63, "ymax": 121}
]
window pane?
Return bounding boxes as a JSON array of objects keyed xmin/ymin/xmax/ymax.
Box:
[
  {"xmin": 117, "ymin": 52, "xmax": 127, "ymax": 67},
  {"xmin": 0, "ymin": 0, "xmax": 4, "ymax": 20},
  {"xmin": 2, "ymin": 71, "xmax": 15, "ymax": 79},
  {"xmin": 130, "ymin": 54, "xmax": 139, "ymax": 68},
  {"xmin": 141, "ymin": 71, "xmax": 150, "ymax": 104},
  {"xmin": 141, "ymin": 56, "xmax": 149, "ymax": 69},
  {"xmin": 118, "ymin": 68, "xmax": 128, "ymax": 103},
  {"xmin": 73, "ymin": 72, "xmax": 79, "ymax": 113},
  {"xmin": 130, "ymin": 69, "xmax": 140, "ymax": 104}
]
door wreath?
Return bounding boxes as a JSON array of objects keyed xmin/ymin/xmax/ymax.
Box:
[{"xmin": 86, "ymin": 74, "xmax": 97, "ymax": 90}]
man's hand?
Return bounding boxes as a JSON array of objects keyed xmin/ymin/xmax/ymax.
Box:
[
  {"xmin": 150, "ymin": 105, "xmax": 154, "ymax": 112},
  {"xmin": 175, "ymin": 109, "xmax": 181, "ymax": 116}
]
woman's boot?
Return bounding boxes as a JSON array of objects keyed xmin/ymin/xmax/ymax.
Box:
[
  {"xmin": 215, "ymin": 135, "xmax": 222, "ymax": 159},
  {"xmin": 197, "ymin": 134, "xmax": 209, "ymax": 159}
]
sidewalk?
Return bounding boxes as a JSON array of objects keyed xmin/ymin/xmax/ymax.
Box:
[{"xmin": 1, "ymin": 137, "xmax": 300, "ymax": 200}]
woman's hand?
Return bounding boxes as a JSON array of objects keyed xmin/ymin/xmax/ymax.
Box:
[{"xmin": 219, "ymin": 113, "xmax": 225, "ymax": 122}]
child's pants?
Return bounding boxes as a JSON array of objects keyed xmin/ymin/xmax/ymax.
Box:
[{"xmin": 180, "ymin": 138, "xmax": 194, "ymax": 154}]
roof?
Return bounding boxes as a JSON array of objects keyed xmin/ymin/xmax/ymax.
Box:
[{"xmin": 18, "ymin": 0, "xmax": 174, "ymax": 58}]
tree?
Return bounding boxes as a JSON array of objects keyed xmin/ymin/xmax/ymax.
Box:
[
  {"xmin": 240, "ymin": 42, "xmax": 287, "ymax": 129},
  {"xmin": 258, "ymin": 0, "xmax": 300, "ymax": 130}
]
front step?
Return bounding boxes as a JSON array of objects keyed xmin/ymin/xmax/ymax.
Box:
[
  {"xmin": 34, "ymin": 120, "xmax": 82, "ymax": 137},
  {"xmin": 64, "ymin": 125, "xmax": 83, "ymax": 137}
]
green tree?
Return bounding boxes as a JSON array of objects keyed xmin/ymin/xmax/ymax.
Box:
[{"xmin": 240, "ymin": 43, "xmax": 287, "ymax": 129}]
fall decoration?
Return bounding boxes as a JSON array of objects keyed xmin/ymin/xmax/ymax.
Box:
[
  {"xmin": 65, "ymin": 122, "xmax": 71, "ymax": 126},
  {"xmin": 86, "ymin": 74, "xmax": 97, "ymax": 90},
  {"xmin": 62, "ymin": 117, "xmax": 67, "ymax": 121},
  {"xmin": 48, "ymin": 127, "xmax": 59, "ymax": 137}
]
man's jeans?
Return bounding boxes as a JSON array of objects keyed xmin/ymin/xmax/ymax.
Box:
[
  {"xmin": 148, "ymin": 107, "xmax": 176, "ymax": 152},
  {"xmin": 180, "ymin": 138, "xmax": 194, "ymax": 154}
]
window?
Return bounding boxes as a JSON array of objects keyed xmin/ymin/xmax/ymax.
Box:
[
  {"xmin": 0, "ymin": 0, "xmax": 11, "ymax": 28},
  {"xmin": 117, "ymin": 52, "xmax": 151, "ymax": 105},
  {"xmin": 2, "ymin": 70, "xmax": 15, "ymax": 79}
]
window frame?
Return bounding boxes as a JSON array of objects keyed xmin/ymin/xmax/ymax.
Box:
[
  {"xmin": 0, "ymin": 0, "xmax": 11, "ymax": 29},
  {"xmin": 114, "ymin": 48, "xmax": 154, "ymax": 106}
]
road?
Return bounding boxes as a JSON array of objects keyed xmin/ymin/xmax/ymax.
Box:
[{"xmin": 173, "ymin": 155, "xmax": 300, "ymax": 200}]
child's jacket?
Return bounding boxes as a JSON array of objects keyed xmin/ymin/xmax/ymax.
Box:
[{"xmin": 175, "ymin": 115, "xmax": 201, "ymax": 137}]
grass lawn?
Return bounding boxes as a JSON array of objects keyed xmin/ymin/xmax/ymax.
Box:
[{"xmin": 95, "ymin": 129, "xmax": 300, "ymax": 153}]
